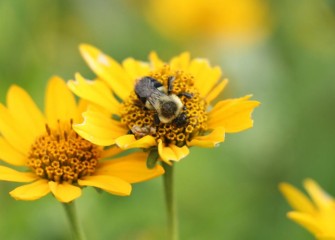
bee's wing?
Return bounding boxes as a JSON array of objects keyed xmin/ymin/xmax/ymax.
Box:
[
  {"xmin": 147, "ymin": 90, "xmax": 165, "ymax": 111},
  {"xmin": 135, "ymin": 81, "xmax": 149, "ymax": 98},
  {"xmin": 135, "ymin": 77, "xmax": 160, "ymax": 98}
]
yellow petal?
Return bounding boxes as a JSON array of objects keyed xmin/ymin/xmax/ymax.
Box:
[
  {"xmin": 68, "ymin": 73, "xmax": 120, "ymax": 114},
  {"xmin": 10, "ymin": 179, "xmax": 50, "ymax": 201},
  {"xmin": 158, "ymin": 140, "xmax": 189, "ymax": 163},
  {"xmin": 73, "ymin": 108, "xmax": 126, "ymax": 146},
  {"xmin": 304, "ymin": 179, "xmax": 334, "ymax": 211},
  {"xmin": 279, "ymin": 182, "xmax": 316, "ymax": 214},
  {"xmin": 100, "ymin": 145, "xmax": 125, "ymax": 159},
  {"xmin": 79, "ymin": 44, "xmax": 133, "ymax": 100},
  {"xmin": 169, "ymin": 52, "xmax": 190, "ymax": 70},
  {"xmin": 207, "ymin": 95, "xmax": 260, "ymax": 133},
  {"xmin": 169, "ymin": 144, "xmax": 190, "ymax": 160},
  {"xmin": 205, "ymin": 79, "xmax": 229, "ymax": 104},
  {"xmin": 75, "ymin": 99, "xmax": 89, "ymax": 123},
  {"xmin": 149, "ymin": 51, "xmax": 164, "ymax": 69},
  {"xmin": 188, "ymin": 58, "xmax": 222, "ymax": 97},
  {"xmin": 78, "ymin": 175, "xmax": 131, "ymax": 196},
  {"xmin": 287, "ymin": 211, "xmax": 321, "ymax": 236},
  {"xmin": 317, "ymin": 235, "xmax": 335, "ymax": 240},
  {"xmin": 122, "ymin": 58, "xmax": 150, "ymax": 80},
  {"xmin": 187, "ymin": 127, "xmax": 225, "ymax": 148},
  {"xmin": 7, "ymin": 85, "xmax": 45, "ymax": 142},
  {"xmin": 0, "ymin": 137, "xmax": 26, "ymax": 166},
  {"xmin": 115, "ymin": 135, "xmax": 157, "ymax": 149},
  {"xmin": 45, "ymin": 76, "xmax": 77, "ymax": 127},
  {"xmin": 97, "ymin": 152, "xmax": 164, "ymax": 183},
  {"xmin": 49, "ymin": 181, "xmax": 82, "ymax": 203},
  {"xmin": 0, "ymin": 104, "xmax": 31, "ymax": 154},
  {"xmin": 0, "ymin": 166, "xmax": 38, "ymax": 182}
]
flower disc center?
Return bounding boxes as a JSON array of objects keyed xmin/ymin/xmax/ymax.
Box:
[
  {"xmin": 120, "ymin": 66, "xmax": 208, "ymax": 146},
  {"xmin": 27, "ymin": 121, "xmax": 102, "ymax": 183}
]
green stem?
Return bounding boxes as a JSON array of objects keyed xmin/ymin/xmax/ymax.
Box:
[
  {"xmin": 163, "ymin": 162, "xmax": 178, "ymax": 240},
  {"xmin": 62, "ymin": 201, "xmax": 86, "ymax": 240}
]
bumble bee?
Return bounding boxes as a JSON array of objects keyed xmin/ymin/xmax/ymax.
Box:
[{"xmin": 135, "ymin": 76, "xmax": 192, "ymax": 127}]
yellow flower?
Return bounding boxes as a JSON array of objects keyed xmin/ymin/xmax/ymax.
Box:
[
  {"xmin": 279, "ymin": 179, "xmax": 335, "ymax": 240},
  {"xmin": 0, "ymin": 76, "xmax": 164, "ymax": 203},
  {"xmin": 141, "ymin": 0, "xmax": 270, "ymax": 43},
  {"xmin": 68, "ymin": 44, "xmax": 260, "ymax": 164}
]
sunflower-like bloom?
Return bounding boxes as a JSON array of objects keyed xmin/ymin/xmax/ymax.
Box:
[
  {"xmin": 68, "ymin": 44, "xmax": 260, "ymax": 164},
  {"xmin": 0, "ymin": 76, "xmax": 164, "ymax": 203},
  {"xmin": 141, "ymin": 0, "xmax": 270, "ymax": 43},
  {"xmin": 280, "ymin": 179, "xmax": 335, "ymax": 240}
]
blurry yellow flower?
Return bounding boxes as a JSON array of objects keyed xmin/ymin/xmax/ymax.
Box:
[
  {"xmin": 68, "ymin": 44, "xmax": 259, "ymax": 164},
  {"xmin": 280, "ymin": 179, "xmax": 335, "ymax": 240},
  {"xmin": 142, "ymin": 0, "xmax": 270, "ymax": 43},
  {"xmin": 0, "ymin": 76, "xmax": 164, "ymax": 203}
]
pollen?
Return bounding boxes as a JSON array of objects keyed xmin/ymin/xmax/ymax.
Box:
[
  {"xmin": 120, "ymin": 65, "xmax": 208, "ymax": 146},
  {"xmin": 27, "ymin": 120, "xmax": 102, "ymax": 184}
]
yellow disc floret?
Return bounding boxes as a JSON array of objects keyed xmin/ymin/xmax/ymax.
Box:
[
  {"xmin": 120, "ymin": 65, "xmax": 208, "ymax": 147},
  {"xmin": 27, "ymin": 120, "xmax": 102, "ymax": 184}
]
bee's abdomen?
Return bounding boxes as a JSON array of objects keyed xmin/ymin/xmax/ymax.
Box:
[{"xmin": 160, "ymin": 101, "xmax": 178, "ymax": 119}]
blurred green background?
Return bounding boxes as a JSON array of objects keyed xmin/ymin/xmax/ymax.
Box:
[{"xmin": 1, "ymin": 0, "xmax": 335, "ymax": 239}]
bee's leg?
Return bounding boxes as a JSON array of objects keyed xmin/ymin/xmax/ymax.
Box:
[
  {"xmin": 167, "ymin": 76, "xmax": 176, "ymax": 94},
  {"xmin": 154, "ymin": 113, "xmax": 161, "ymax": 125},
  {"xmin": 127, "ymin": 129, "xmax": 133, "ymax": 134},
  {"xmin": 172, "ymin": 112, "xmax": 187, "ymax": 128},
  {"xmin": 178, "ymin": 92, "xmax": 193, "ymax": 99}
]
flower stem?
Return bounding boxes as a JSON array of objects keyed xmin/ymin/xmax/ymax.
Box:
[
  {"xmin": 62, "ymin": 201, "xmax": 86, "ymax": 240},
  {"xmin": 163, "ymin": 162, "xmax": 178, "ymax": 240}
]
